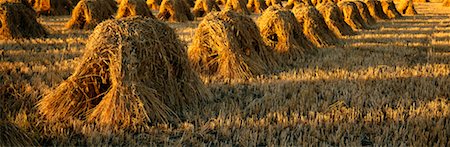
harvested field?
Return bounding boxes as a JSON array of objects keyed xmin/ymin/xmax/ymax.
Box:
[{"xmin": 1, "ymin": 2, "xmax": 450, "ymax": 146}]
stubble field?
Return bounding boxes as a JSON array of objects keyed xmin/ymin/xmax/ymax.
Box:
[{"xmin": 1, "ymin": 2, "xmax": 449, "ymax": 146}]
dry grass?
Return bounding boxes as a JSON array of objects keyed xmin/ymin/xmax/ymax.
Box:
[
  {"xmin": 257, "ymin": 6, "xmax": 314, "ymax": 64},
  {"xmin": 157, "ymin": 0, "xmax": 194, "ymax": 22},
  {"xmin": 39, "ymin": 16, "xmax": 211, "ymax": 129},
  {"xmin": 285, "ymin": 0, "xmax": 310, "ymax": 9},
  {"xmin": 316, "ymin": 2, "xmax": 356, "ymax": 36},
  {"xmin": 354, "ymin": 1, "xmax": 376, "ymax": 26},
  {"xmin": 398, "ymin": 0, "xmax": 418, "ymax": 14},
  {"xmin": 216, "ymin": 0, "xmax": 226, "ymax": 5},
  {"xmin": 0, "ymin": 2, "xmax": 47, "ymax": 39},
  {"xmin": 0, "ymin": 0, "xmax": 32, "ymax": 8},
  {"xmin": 311, "ymin": 0, "xmax": 323, "ymax": 6},
  {"xmin": 381, "ymin": 0, "xmax": 402, "ymax": 18},
  {"xmin": 146, "ymin": 0, "xmax": 161, "ymax": 10},
  {"xmin": 339, "ymin": 1, "xmax": 370, "ymax": 30},
  {"xmin": 184, "ymin": 0, "xmax": 195, "ymax": 7},
  {"xmin": 116, "ymin": 0, "xmax": 155, "ymax": 19},
  {"xmin": 0, "ymin": 121, "xmax": 36, "ymax": 146},
  {"xmin": 1, "ymin": 2, "xmax": 450, "ymax": 146},
  {"xmin": 30, "ymin": 0, "xmax": 77, "ymax": 15},
  {"xmin": 266, "ymin": 0, "xmax": 282, "ymax": 6},
  {"xmin": 65, "ymin": 0, "xmax": 115, "ymax": 29},
  {"xmin": 188, "ymin": 10, "xmax": 276, "ymax": 79},
  {"xmin": 224, "ymin": 0, "xmax": 250, "ymax": 14},
  {"xmin": 444, "ymin": 0, "xmax": 450, "ymax": 6},
  {"xmin": 192, "ymin": 0, "xmax": 221, "ymax": 17},
  {"xmin": 247, "ymin": 0, "xmax": 267, "ymax": 13},
  {"xmin": 285, "ymin": 0, "xmax": 299, "ymax": 9},
  {"xmin": 365, "ymin": 0, "xmax": 389, "ymax": 20},
  {"xmin": 292, "ymin": 5, "xmax": 340, "ymax": 47}
]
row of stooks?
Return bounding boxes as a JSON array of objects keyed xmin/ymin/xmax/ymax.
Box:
[
  {"xmin": 0, "ymin": 0, "xmax": 417, "ymax": 38},
  {"xmin": 3, "ymin": 0, "xmax": 418, "ymax": 29},
  {"xmin": 0, "ymin": 0, "xmax": 418, "ymax": 146},
  {"xmin": 1, "ymin": 0, "xmax": 425, "ymax": 16},
  {"xmin": 67, "ymin": 0, "xmax": 418, "ymax": 28}
]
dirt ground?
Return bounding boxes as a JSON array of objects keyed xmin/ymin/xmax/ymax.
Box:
[{"xmin": 0, "ymin": 2, "xmax": 449, "ymax": 146}]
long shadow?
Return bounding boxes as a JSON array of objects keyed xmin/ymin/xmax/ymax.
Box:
[
  {"xmin": 375, "ymin": 15, "xmax": 450, "ymax": 28},
  {"xmin": 375, "ymin": 22, "xmax": 450, "ymax": 30},
  {"xmin": 46, "ymin": 31, "xmax": 90, "ymax": 40},
  {"xmin": 388, "ymin": 15, "xmax": 450, "ymax": 21},
  {"xmin": 196, "ymin": 74, "xmax": 450, "ymax": 145},
  {"xmin": 0, "ymin": 40, "xmax": 85, "ymax": 51},
  {"xmin": 345, "ymin": 36, "xmax": 431, "ymax": 44},
  {"xmin": 167, "ymin": 21, "xmax": 200, "ymax": 29},
  {"xmin": 297, "ymin": 44, "xmax": 448, "ymax": 71},
  {"xmin": 206, "ymin": 73, "xmax": 450, "ymax": 114},
  {"xmin": 268, "ymin": 43, "xmax": 446, "ymax": 76},
  {"xmin": 362, "ymin": 29, "xmax": 450, "ymax": 35},
  {"xmin": 433, "ymin": 35, "xmax": 450, "ymax": 41}
]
